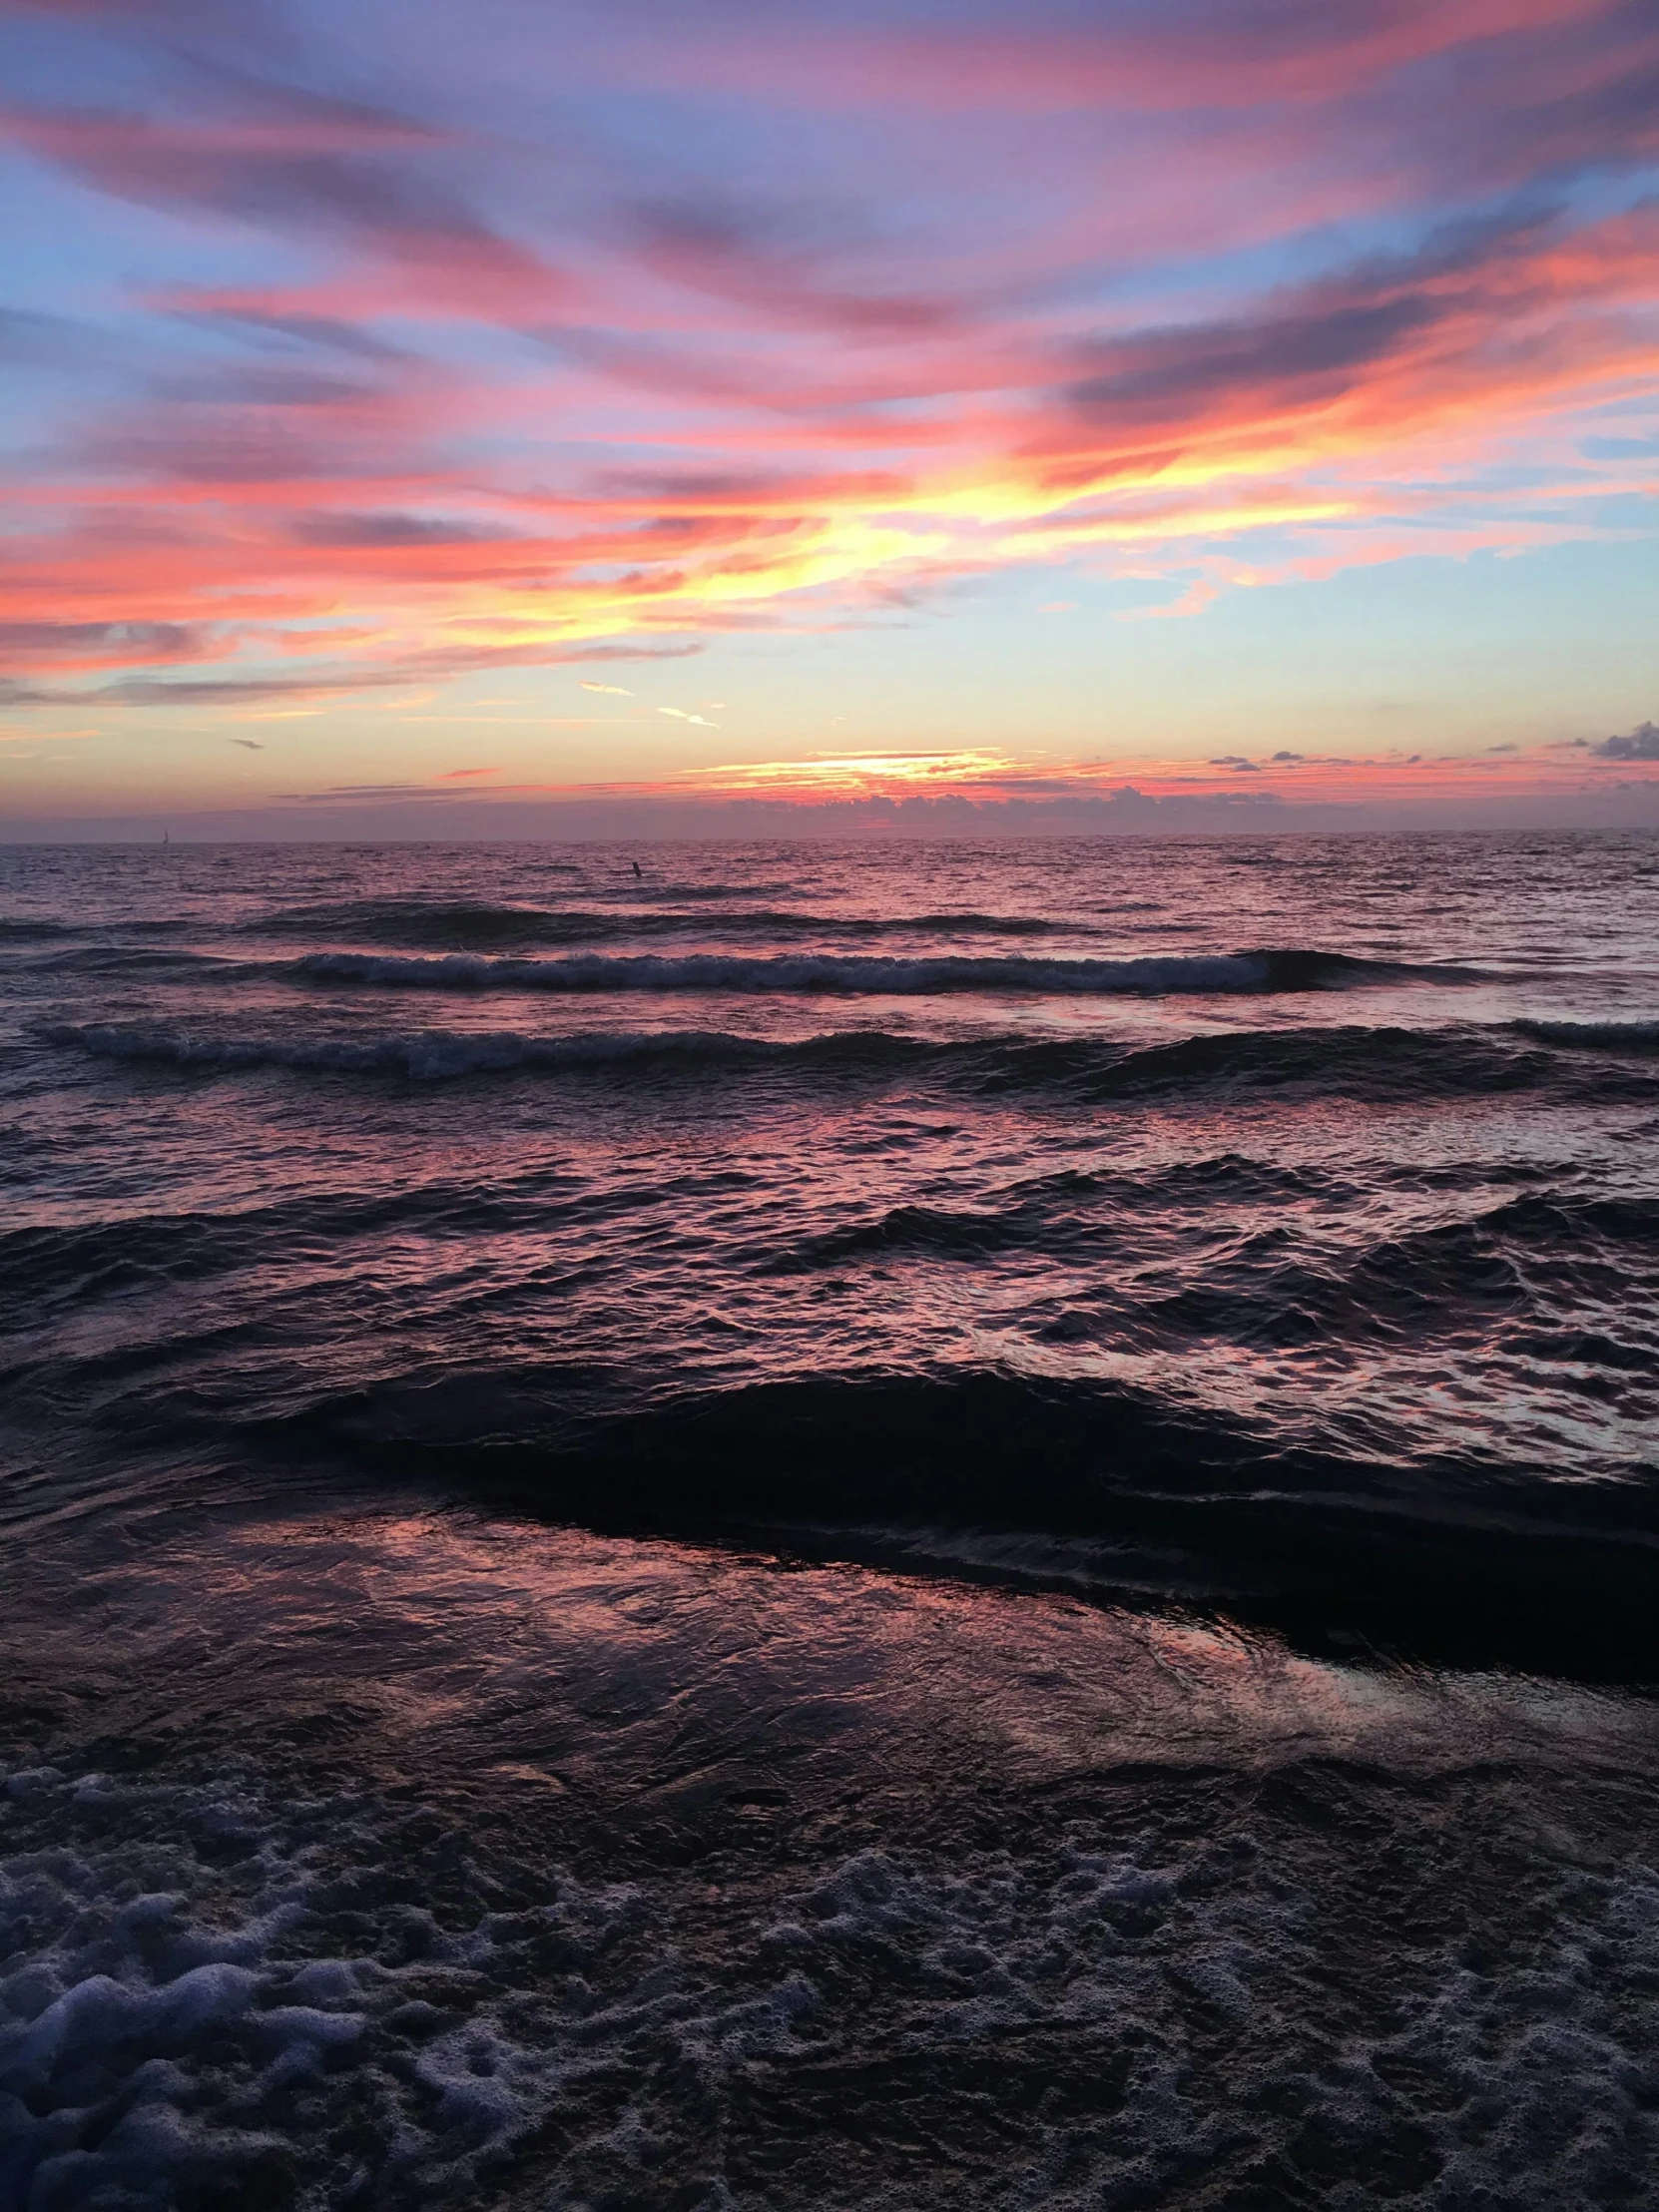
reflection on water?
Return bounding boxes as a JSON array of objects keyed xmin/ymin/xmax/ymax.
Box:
[
  {"xmin": 7, "ymin": 1503, "xmax": 1651, "ymax": 1833},
  {"xmin": 6, "ymin": 1503, "xmax": 1659, "ymax": 2210},
  {"xmin": 6, "ymin": 833, "xmax": 1659, "ymax": 2204}
]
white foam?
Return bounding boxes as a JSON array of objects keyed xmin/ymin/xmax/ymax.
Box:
[
  {"xmin": 0, "ymin": 1761, "xmax": 827, "ymax": 2206},
  {"xmin": 5, "ymin": 1758, "xmax": 1659, "ymax": 2206}
]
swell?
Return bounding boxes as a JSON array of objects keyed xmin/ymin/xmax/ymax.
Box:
[
  {"xmin": 249, "ymin": 898, "xmax": 1075, "ymax": 947},
  {"xmin": 1512, "ymin": 1018, "xmax": 1659, "ymax": 1053},
  {"xmin": 766, "ymin": 1182, "xmax": 1659, "ymax": 1380},
  {"xmin": 29, "ymin": 946, "xmax": 244, "ymax": 977},
  {"xmin": 27, "ymin": 942, "xmax": 1488, "ymax": 993},
  {"xmin": 9, "ymin": 1163, "xmax": 1649, "ymax": 1361},
  {"xmin": 287, "ymin": 946, "xmax": 1482, "ymax": 995},
  {"xmin": 0, "ymin": 1163, "xmax": 753, "ymax": 1331},
  {"xmin": 1135, "ymin": 1193, "xmax": 1659, "ymax": 1356},
  {"xmin": 39, "ymin": 1020, "xmax": 833, "ymax": 1082},
  {"xmin": 0, "ymin": 1185, "xmax": 546, "ymax": 1329},
  {"xmin": 0, "ymin": 1154, "xmax": 1341, "ymax": 1331},
  {"xmin": 42, "ymin": 1017, "xmax": 1659, "ymax": 1106},
  {"xmin": 0, "ymin": 919, "xmax": 80, "ymax": 942},
  {"xmin": 229, "ymin": 1367, "xmax": 1659, "ymax": 1679},
  {"xmin": 772, "ymin": 1176, "xmax": 1659, "ymax": 1281}
]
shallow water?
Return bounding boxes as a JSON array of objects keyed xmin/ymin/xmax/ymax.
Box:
[{"xmin": 4, "ymin": 831, "xmax": 1659, "ymax": 2207}]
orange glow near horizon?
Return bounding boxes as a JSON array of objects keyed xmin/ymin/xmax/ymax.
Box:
[{"xmin": 1, "ymin": 0, "xmax": 1656, "ymax": 824}]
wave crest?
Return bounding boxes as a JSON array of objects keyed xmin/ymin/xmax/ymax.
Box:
[
  {"xmin": 44, "ymin": 1018, "xmax": 1654, "ymax": 1105},
  {"xmin": 252, "ymin": 898, "xmax": 1075, "ymax": 947},
  {"xmin": 289, "ymin": 946, "xmax": 1475, "ymax": 996},
  {"xmin": 43, "ymin": 1021, "xmax": 799, "ymax": 1081},
  {"xmin": 1512, "ymin": 1018, "xmax": 1659, "ymax": 1052}
]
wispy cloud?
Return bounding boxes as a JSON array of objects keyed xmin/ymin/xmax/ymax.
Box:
[{"xmin": 0, "ymin": 0, "xmax": 1654, "ymax": 788}]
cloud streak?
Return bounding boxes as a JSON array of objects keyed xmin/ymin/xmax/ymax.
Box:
[{"xmin": 0, "ymin": 0, "xmax": 1655, "ymax": 793}]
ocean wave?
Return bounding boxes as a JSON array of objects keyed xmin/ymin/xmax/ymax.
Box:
[
  {"xmin": 43, "ymin": 1017, "xmax": 1654, "ymax": 1106},
  {"xmin": 0, "ymin": 918, "xmax": 82, "ymax": 941},
  {"xmin": 252, "ymin": 898, "xmax": 1073, "ymax": 947},
  {"xmin": 32, "ymin": 944, "xmax": 243, "ymax": 977},
  {"xmin": 288, "ymin": 945, "xmax": 1476, "ymax": 996},
  {"xmin": 762, "ymin": 1180, "xmax": 1659, "ymax": 1369},
  {"xmin": 250, "ymin": 1364, "xmax": 1659, "ymax": 1673},
  {"xmin": 1512, "ymin": 1017, "xmax": 1659, "ymax": 1052},
  {"xmin": 974, "ymin": 1022, "xmax": 1618, "ymax": 1105},
  {"xmin": 0, "ymin": 1185, "xmax": 539, "ymax": 1326},
  {"xmin": 765, "ymin": 1158, "xmax": 1341, "ymax": 1273},
  {"xmin": 1128, "ymin": 1191, "xmax": 1659, "ymax": 1356},
  {"xmin": 41, "ymin": 1020, "xmax": 821, "ymax": 1081}
]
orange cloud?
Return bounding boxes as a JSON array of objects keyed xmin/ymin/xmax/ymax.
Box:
[{"xmin": 1, "ymin": 0, "xmax": 1655, "ymax": 775}]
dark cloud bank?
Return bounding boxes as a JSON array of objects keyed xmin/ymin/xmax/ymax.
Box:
[{"xmin": 1594, "ymin": 720, "xmax": 1659, "ymax": 762}]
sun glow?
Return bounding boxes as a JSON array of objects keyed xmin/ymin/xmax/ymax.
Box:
[
  {"xmin": 1, "ymin": 0, "xmax": 1656, "ymax": 826},
  {"xmin": 686, "ymin": 750, "xmax": 1020, "ymax": 797}
]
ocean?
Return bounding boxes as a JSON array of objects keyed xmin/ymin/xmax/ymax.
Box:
[{"xmin": 3, "ymin": 830, "xmax": 1658, "ymax": 2209}]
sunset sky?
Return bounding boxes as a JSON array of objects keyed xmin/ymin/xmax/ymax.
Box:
[{"xmin": 3, "ymin": 0, "xmax": 1658, "ymax": 833}]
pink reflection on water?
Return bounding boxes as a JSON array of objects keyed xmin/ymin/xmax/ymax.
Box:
[{"xmin": 20, "ymin": 1508, "xmax": 1646, "ymax": 1825}]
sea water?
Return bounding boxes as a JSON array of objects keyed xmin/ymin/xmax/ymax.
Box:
[{"xmin": 3, "ymin": 831, "xmax": 1658, "ymax": 2207}]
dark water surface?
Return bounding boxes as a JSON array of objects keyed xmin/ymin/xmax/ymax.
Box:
[{"xmin": 4, "ymin": 833, "xmax": 1659, "ymax": 2208}]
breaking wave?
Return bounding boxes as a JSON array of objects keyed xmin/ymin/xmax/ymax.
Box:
[
  {"xmin": 43, "ymin": 1017, "xmax": 1656, "ymax": 1108},
  {"xmin": 1512, "ymin": 1017, "xmax": 1659, "ymax": 1052}
]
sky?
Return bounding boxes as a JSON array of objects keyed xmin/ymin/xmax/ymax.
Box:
[{"xmin": 2, "ymin": 0, "xmax": 1658, "ymax": 836}]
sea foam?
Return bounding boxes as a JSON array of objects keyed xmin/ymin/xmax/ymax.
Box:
[{"xmin": 6, "ymin": 1758, "xmax": 1659, "ymax": 2209}]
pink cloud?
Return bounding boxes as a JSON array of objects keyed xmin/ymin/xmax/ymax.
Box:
[{"xmin": 1, "ymin": 0, "xmax": 1654, "ymax": 742}]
